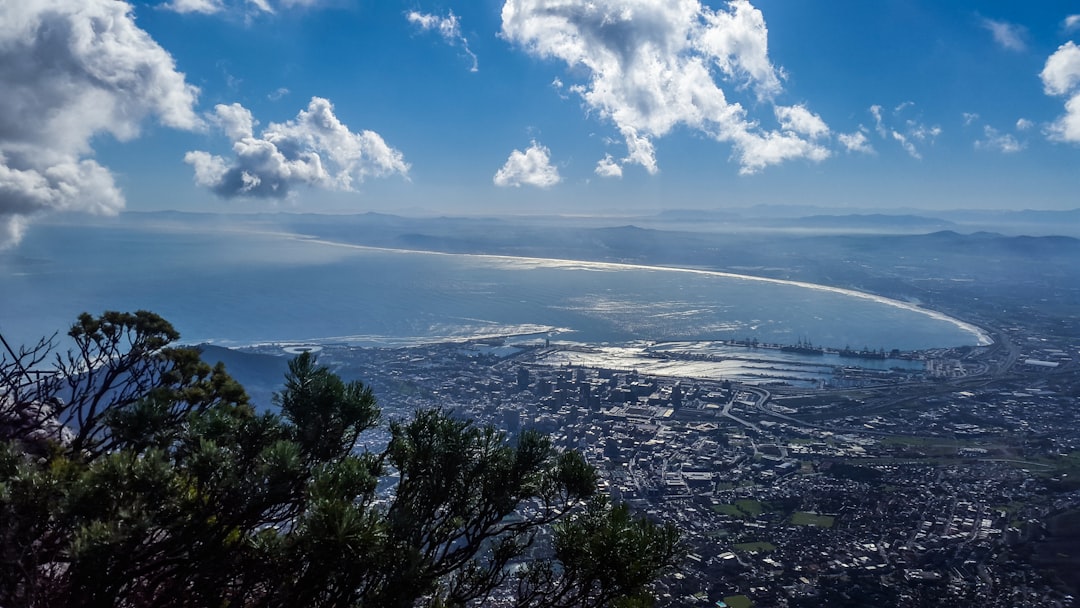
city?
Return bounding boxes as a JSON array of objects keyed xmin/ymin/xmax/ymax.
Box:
[{"xmin": 238, "ymin": 313, "xmax": 1080, "ymax": 607}]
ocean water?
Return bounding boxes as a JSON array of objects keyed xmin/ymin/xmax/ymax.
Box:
[{"xmin": 0, "ymin": 222, "xmax": 986, "ymax": 353}]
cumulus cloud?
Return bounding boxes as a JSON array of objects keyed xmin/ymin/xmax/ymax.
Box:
[
  {"xmin": 1041, "ymin": 42, "xmax": 1080, "ymax": 96},
  {"xmin": 1064, "ymin": 15, "xmax": 1080, "ymax": 33},
  {"xmin": 980, "ymin": 17, "xmax": 1027, "ymax": 52},
  {"xmin": 1041, "ymin": 42, "xmax": 1080, "ymax": 143},
  {"xmin": 975, "ymin": 126, "xmax": 1024, "ymax": 153},
  {"xmin": 962, "ymin": 114, "xmax": 1026, "ymax": 153},
  {"xmin": 838, "ymin": 130, "xmax": 874, "ymax": 154},
  {"xmin": 500, "ymin": 0, "xmax": 830, "ymax": 175},
  {"xmin": 493, "ymin": 141, "xmax": 561, "ymax": 188},
  {"xmin": 595, "ymin": 154, "xmax": 623, "ymax": 178},
  {"xmin": 0, "ymin": 0, "xmax": 201, "ymax": 247},
  {"xmin": 185, "ymin": 97, "xmax": 409, "ymax": 198},
  {"xmin": 866, "ymin": 103, "xmax": 939, "ymax": 159},
  {"xmin": 775, "ymin": 105, "xmax": 829, "ymax": 139},
  {"xmin": 407, "ymin": 10, "xmax": 478, "ymax": 72},
  {"xmin": 1046, "ymin": 95, "xmax": 1080, "ymax": 143}
]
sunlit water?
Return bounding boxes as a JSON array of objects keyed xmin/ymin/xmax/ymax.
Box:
[{"xmin": 0, "ymin": 223, "xmax": 986, "ymax": 355}]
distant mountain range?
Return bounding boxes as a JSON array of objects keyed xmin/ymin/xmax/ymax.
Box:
[{"xmin": 648, "ymin": 207, "xmax": 1080, "ymax": 236}]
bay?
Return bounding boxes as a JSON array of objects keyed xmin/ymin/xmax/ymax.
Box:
[{"xmin": 0, "ymin": 222, "xmax": 987, "ymax": 352}]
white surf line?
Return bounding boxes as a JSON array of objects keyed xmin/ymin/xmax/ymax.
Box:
[{"xmin": 195, "ymin": 226, "xmax": 994, "ymax": 347}]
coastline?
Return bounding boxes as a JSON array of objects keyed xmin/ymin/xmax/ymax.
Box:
[{"xmin": 246, "ymin": 228, "xmax": 994, "ymax": 348}]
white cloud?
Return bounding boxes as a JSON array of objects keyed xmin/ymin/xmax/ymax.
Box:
[
  {"xmin": 975, "ymin": 126, "xmax": 1024, "ymax": 153},
  {"xmin": 907, "ymin": 121, "xmax": 942, "ymax": 142},
  {"xmin": 866, "ymin": 103, "xmax": 939, "ymax": 159},
  {"xmin": 493, "ymin": 141, "xmax": 561, "ymax": 188},
  {"xmin": 500, "ymin": 0, "xmax": 829, "ymax": 175},
  {"xmin": 735, "ymin": 129, "xmax": 830, "ymax": 172},
  {"xmin": 1064, "ymin": 15, "xmax": 1080, "ymax": 33},
  {"xmin": 963, "ymin": 113, "xmax": 1026, "ymax": 153},
  {"xmin": 595, "ymin": 154, "xmax": 623, "ymax": 178},
  {"xmin": 0, "ymin": 0, "xmax": 201, "ymax": 248},
  {"xmin": 695, "ymin": 0, "xmax": 784, "ymax": 100},
  {"xmin": 0, "ymin": 156, "xmax": 124, "ymax": 235},
  {"xmin": 1046, "ymin": 94, "xmax": 1080, "ymax": 143},
  {"xmin": 212, "ymin": 103, "xmax": 256, "ymax": 141},
  {"xmin": 1041, "ymin": 42, "xmax": 1080, "ymax": 143},
  {"xmin": 185, "ymin": 97, "xmax": 409, "ymax": 198},
  {"xmin": 775, "ymin": 105, "xmax": 829, "ymax": 139},
  {"xmin": 891, "ymin": 131, "xmax": 920, "ymax": 160},
  {"xmin": 268, "ymin": 87, "xmax": 290, "ymax": 101},
  {"xmin": 162, "ymin": 0, "xmax": 323, "ymax": 17},
  {"xmin": 247, "ymin": 0, "xmax": 274, "ymax": 13},
  {"xmin": 407, "ymin": 10, "xmax": 478, "ymax": 72},
  {"xmin": 838, "ymin": 130, "xmax": 874, "ymax": 154},
  {"xmin": 1041, "ymin": 42, "xmax": 1080, "ymax": 96},
  {"xmin": 621, "ymin": 126, "xmax": 660, "ymax": 174},
  {"xmin": 980, "ymin": 18, "xmax": 1027, "ymax": 52},
  {"xmin": 869, "ymin": 105, "xmax": 886, "ymax": 137},
  {"xmin": 162, "ymin": 0, "xmax": 225, "ymax": 14}
]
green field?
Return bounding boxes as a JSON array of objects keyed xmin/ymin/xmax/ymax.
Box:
[
  {"xmin": 790, "ymin": 512, "xmax": 835, "ymax": 528},
  {"xmin": 736, "ymin": 499, "xmax": 764, "ymax": 516},
  {"xmin": 711, "ymin": 499, "xmax": 764, "ymax": 519},
  {"xmin": 723, "ymin": 595, "xmax": 753, "ymax": 608},
  {"xmin": 712, "ymin": 504, "xmax": 744, "ymax": 517}
]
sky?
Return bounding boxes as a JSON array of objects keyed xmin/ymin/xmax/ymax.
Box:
[{"xmin": 2, "ymin": 0, "xmax": 1080, "ymax": 246}]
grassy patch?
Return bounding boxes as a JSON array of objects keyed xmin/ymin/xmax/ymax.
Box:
[
  {"xmin": 712, "ymin": 504, "xmax": 744, "ymax": 517},
  {"xmin": 723, "ymin": 595, "xmax": 753, "ymax": 608},
  {"xmin": 711, "ymin": 499, "xmax": 765, "ymax": 519},
  {"xmin": 733, "ymin": 541, "xmax": 776, "ymax": 553},
  {"xmin": 879, "ymin": 435, "xmax": 982, "ymax": 448},
  {"xmin": 735, "ymin": 499, "xmax": 764, "ymax": 517},
  {"xmin": 790, "ymin": 512, "xmax": 835, "ymax": 528},
  {"xmin": 1051, "ymin": 451, "xmax": 1080, "ymax": 473}
]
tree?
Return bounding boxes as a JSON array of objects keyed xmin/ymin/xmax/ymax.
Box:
[{"xmin": 0, "ymin": 311, "xmax": 679, "ymax": 607}]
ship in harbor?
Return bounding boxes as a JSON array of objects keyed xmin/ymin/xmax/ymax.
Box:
[
  {"xmin": 838, "ymin": 346, "xmax": 889, "ymax": 360},
  {"xmin": 780, "ymin": 338, "xmax": 825, "ymax": 356}
]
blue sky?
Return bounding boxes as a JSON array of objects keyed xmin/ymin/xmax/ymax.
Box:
[{"xmin": 2, "ymin": 0, "xmax": 1080, "ymax": 246}]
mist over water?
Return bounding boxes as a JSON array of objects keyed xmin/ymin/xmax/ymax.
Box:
[{"xmin": 0, "ymin": 224, "xmax": 984, "ymax": 352}]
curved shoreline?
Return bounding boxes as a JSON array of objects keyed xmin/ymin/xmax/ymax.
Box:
[{"xmin": 251, "ymin": 230, "xmax": 993, "ymax": 348}]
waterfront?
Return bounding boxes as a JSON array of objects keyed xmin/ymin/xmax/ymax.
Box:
[{"xmin": 0, "ymin": 221, "xmax": 985, "ymax": 353}]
